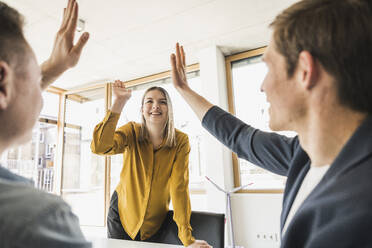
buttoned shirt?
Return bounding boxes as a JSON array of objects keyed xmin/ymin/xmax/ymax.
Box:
[{"xmin": 91, "ymin": 111, "xmax": 195, "ymax": 246}]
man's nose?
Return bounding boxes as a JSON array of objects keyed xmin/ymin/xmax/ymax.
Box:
[{"xmin": 260, "ymin": 82, "xmax": 265, "ymax": 92}]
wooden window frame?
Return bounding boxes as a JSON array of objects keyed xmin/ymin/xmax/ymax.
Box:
[
  {"xmin": 225, "ymin": 47, "xmax": 283, "ymax": 194},
  {"xmin": 40, "ymin": 88, "xmax": 65, "ymax": 196}
]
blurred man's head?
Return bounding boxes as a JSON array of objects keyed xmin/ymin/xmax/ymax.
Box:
[
  {"xmin": 262, "ymin": 0, "xmax": 372, "ymax": 131},
  {"xmin": 0, "ymin": 2, "xmax": 43, "ymax": 151}
]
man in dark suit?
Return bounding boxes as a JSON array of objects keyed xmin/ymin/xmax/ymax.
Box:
[{"xmin": 170, "ymin": 0, "xmax": 372, "ymax": 247}]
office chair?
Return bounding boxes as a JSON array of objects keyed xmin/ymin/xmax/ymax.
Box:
[{"xmin": 158, "ymin": 210, "xmax": 225, "ymax": 248}]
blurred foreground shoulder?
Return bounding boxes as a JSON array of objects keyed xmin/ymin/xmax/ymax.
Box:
[{"xmin": 0, "ymin": 179, "xmax": 91, "ymax": 248}]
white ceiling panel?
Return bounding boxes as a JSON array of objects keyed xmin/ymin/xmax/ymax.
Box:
[
  {"xmin": 78, "ymin": 0, "xmax": 215, "ymax": 43},
  {"xmin": 2, "ymin": 0, "xmax": 300, "ymax": 89}
]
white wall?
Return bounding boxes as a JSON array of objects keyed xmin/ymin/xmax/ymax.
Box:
[
  {"xmin": 198, "ymin": 46, "xmax": 283, "ymax": 248},
  {"xmin": 199, "ymin": 46, "xmax": 234, "ymax": 213},
  {"xmin": 232, "ymin": 194, "xmax": 282, "ymax": 248}
]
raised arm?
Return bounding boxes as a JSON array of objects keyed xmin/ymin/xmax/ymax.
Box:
[
  {"xmin": 170, "ymin": 43, "xmax": 298, "ymax": 176},
  {"xmin": 203, "ymin": 106, "xmax": 299, "ymax": 176},
  {"xmin": 91, "ymin": 81, "xmax": 132, "ymax": 155},
  {"xmin": 110, "ymin": 80, "xmax": 132, "ymax": 114},
  {"xmin": 170, "ymin": 43, "xmax": 213, "ymax": 121},
  {"xmin": 41, "ymin": 0, "xmax": 89, "ymax": 89}
]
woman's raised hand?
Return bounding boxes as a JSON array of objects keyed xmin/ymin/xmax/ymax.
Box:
[
  {"xmin": 110, "ymin": 80, "xmax": 132, "ymax": 114},
  {"xmin": 171, "ymin": 43, "xmax": 189, "ymax": 90},
  {"xmin": 112, "ymin": 80, "xmax": 132, "ymax": 101}
]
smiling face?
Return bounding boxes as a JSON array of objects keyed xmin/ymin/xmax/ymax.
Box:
[
  {"xmin": 141, "ymin": 89, "xmax": 169, "ymax": 127},
  {"xmin": 260, "ymin": 38, "xmax": 306, "ymax": 132}
]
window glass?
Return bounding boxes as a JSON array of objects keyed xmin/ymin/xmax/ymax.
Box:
[
  {"xmin": 231, "ymin": 56, "xmax": 295, "ymax": 190},
  {"xmin": 1, "ymin": 122, "xmax": 57, "ymax": 192},
  {"xmin": 1, "ymin": 92, "xmax": 59, "ymax": 192},
  {"xmin": 40, "ymin": 91, "xmax": 60, "ymax": 120},
  {"xmin": 61, "ymin": 88, "xmax": 106, "ymax": 226}
]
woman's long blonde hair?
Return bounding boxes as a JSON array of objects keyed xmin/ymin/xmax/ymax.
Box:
[{"xmin": 139, "ymin": 86, "xmax": 176, "ymax": 147}]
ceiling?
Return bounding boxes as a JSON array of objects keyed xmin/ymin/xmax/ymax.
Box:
[{"xmin": 4, "ymin": 0, "xmax": 298, "ymax": 90}]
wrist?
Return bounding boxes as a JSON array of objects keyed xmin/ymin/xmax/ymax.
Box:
[
  {"xmin": 111, "ymin": 97, "xmax": 128, "ymax": 113},
  {"xmin": 176, "ymin": 84, "xmax": 191, "ymax": 95},
  {"xmin": 41, "ymin": 60, "xmax": 67, "ymax": 88},
  {"xmin": 41, "ymin": 60, "xmax": 66, "ymax": 77},
  {"xmin": 114, "ymin": 97, "xmax": 130, "ymax": 104}
]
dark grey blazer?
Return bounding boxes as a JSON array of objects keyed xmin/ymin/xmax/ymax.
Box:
[{"xmin": 202, "ymin": 106, "xmax": 372, "ymax": 248}]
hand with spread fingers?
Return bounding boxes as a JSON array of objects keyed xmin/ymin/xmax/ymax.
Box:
[
  {"xmin": 110, "ymin": 80, "xmax": 132, "ymax": 114},
  {"xmin": 169, "ymin": 42, "xmax": 214, "ymax": 121},
  {"xmin": 187, "ymin": 239, "xmax": 212, "ymax": 248},
  {"xmin": 112, "ymin": 80, "xmax": 132, "ymax": 101},
  {"xmin": 171, "ymin": 42, "xmax": 189, "ymax": 91},
  {"xmin": 41, "ymin": 0, "xmax": 89, "ymax": 89}
]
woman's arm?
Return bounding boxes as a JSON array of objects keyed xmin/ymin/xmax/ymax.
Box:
[
  {"xmin": 111, "ymin": 80, "xmax": 132, "ymax": 113},
  {"xmin": 169, "ymin": 134, "xmax": 211, "ymax": 248},
  {"xmin": 91, "ymin": 81, "xmax": 132, "ymax": 155}
]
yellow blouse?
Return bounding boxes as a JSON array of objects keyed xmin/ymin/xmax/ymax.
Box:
[{"xmin": 91, "ymin": 111, "xmax": 195, "ymax": 246}]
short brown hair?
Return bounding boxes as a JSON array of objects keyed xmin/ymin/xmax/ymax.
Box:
[
  {"xmin": 271, "ymin": 0, "xmax": 372, "ymax": 114},
  {"xmin": 0, "ymin": 2, "xmax": 28, "ymax": 73}
]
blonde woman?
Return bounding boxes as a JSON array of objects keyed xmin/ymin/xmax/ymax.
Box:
[{"xmin": 91, "ymin": 80, "xmax": 211, "ymax": 248}]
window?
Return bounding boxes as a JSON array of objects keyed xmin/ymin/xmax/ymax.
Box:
[
  {"xmin": 61, "ymin": 87, "xmax": 106, "ymax": 226},
  {"xmin": 227, "ymin": 48, "xmax": 295, "ymax": 191},
  {"xmin": 40, "ymin": 91, "xmax": 60, "ymax": 120}
]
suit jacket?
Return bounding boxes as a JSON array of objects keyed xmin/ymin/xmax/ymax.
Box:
[{"xmin": 202, "ymin": 106, "xmax": 372, "ymax": 248}]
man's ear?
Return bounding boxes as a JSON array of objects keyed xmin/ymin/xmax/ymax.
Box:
[
  {"xmin": 0, "ymin": 61, "xmax": 13, "ymax": 110},
  {"xmin": 297, "ymin": 51, "xmax": 318, "ymax": 90}
]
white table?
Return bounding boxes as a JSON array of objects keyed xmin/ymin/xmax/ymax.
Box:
[{"xmin": 90, "ymin": 238, "xmax": 184, "ymax": 248}]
